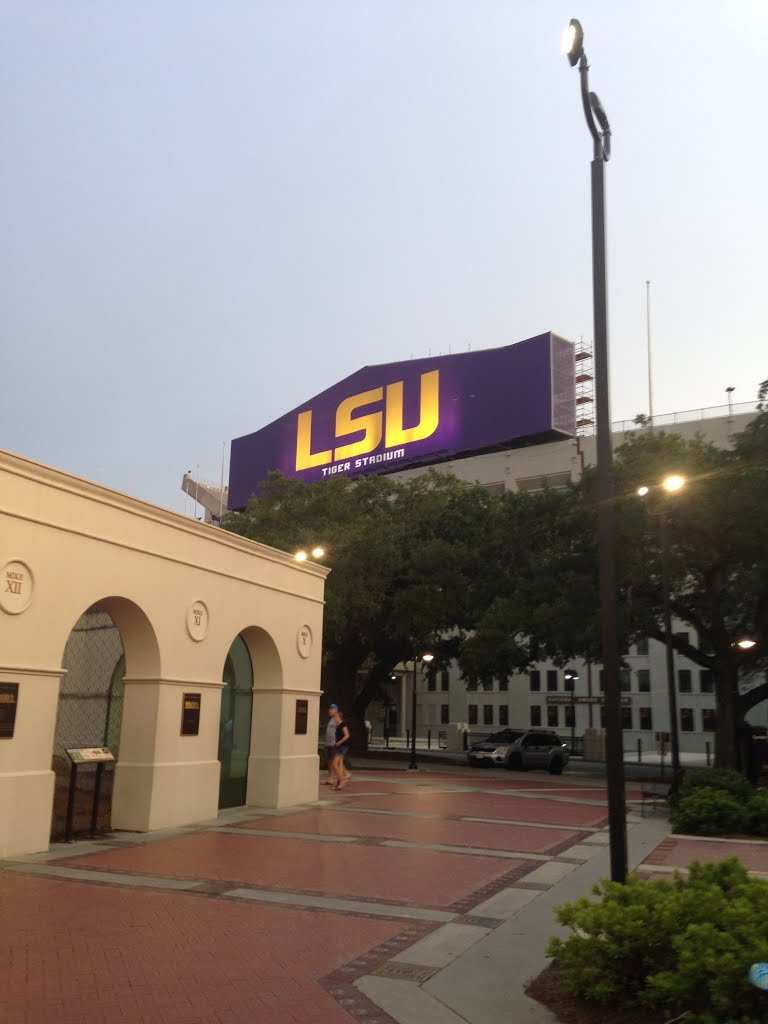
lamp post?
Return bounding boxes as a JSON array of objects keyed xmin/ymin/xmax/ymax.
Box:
[
  {"xmin": 565, "ymin": 669, "xmax": 579, "ymax": 754},
  {"xmin": 638, "ymin": 475, "xmax": 685, "ymax": 789},
  {"xmin": 408, "ymin": 653, "xmax": 433, "ymax": 770},
  {"xmin": 564, "ymin": 18, "xmax": 626, "ymax": 883}
]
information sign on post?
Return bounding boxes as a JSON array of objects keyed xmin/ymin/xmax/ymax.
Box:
[{"xmin": 66, "ymin": 747, "xmax": 115, "ymax": 763}]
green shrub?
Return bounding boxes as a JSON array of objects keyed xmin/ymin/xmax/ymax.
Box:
[
  {"xmin": 745, "ymin": 789, "xmax": 768, "ymax": 836},
  {"xmin": 547, "ymin": 859, "xmax": 768, "ymax": 1021},
  {"xmin": 672, "ymin": 788, "xmax": 747, "ymax": 835},
  {"xmin": 679, "ymin": 768, "xmax": 755, "ymax": 804}
]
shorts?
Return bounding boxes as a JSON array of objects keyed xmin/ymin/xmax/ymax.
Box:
[
  {"xmin": 326, "ymin": 745, "xmax": 337, "ymax": 758},
  {"xmin": 336, "ymin": 745, "xmax": 349, "ymax": 757}
]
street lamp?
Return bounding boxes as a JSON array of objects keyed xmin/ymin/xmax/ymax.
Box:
[
  {"xmin": 563, "ymin": 18, "xmax": 626, "ymax": 883},
  {"xmin": 408, "ymin": 653, "xmax": 433, "ymax": 770},
  {"xmin": 295, "ymin": 546, "xmax": 325, "ymax": 561},
  {"xmin": 564, "ymin": 669, "xmax": 579, "ymax": 754},
  {"xmin": 638, "ymin": 475, "xmax": 687, "ymax": 790}
]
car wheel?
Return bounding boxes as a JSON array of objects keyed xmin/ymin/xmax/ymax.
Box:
[
  {"xmin": 506, "ymin": 753, "xmax": 524, "ymax": 771},
  {"xmin": 548, "ymin": 757, "xmax": 563, "ymax": 775}
]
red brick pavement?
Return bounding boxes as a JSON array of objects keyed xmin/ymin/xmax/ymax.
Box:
[
  {"xmin": 239, "ymin": 808, "xmax": 585, "ymax": 853},
  {"xmin": 335, "ymin": 789, "xmax": 610, "ymax": 827},
  {"xmin": 51, "ymin": 831, "xmax": 531, "ymax": 909},
  {"xmin": 3, "ymin": 767, "xmax": 620, "ymax": 1024},
  {"xmin": 0, "ymin": 874, "xmax": 417, "ymax": 1024},
  {"xmin": 642, "ymin": 835, "xmax": 768, "ymax": 874}
]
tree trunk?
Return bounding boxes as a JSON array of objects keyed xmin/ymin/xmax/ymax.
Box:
[{"xmin": 714, "ymin": 663, "xmax": 739, "ymax": 770}]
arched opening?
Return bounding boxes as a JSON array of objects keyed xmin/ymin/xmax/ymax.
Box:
[
  {"xmin": 51, "ymin": 596, "xmax": 160, "ymax": 841},
  {"xmin": 218, "ymin": 635, "xmax": 254, "ymax": 808},
  {"xmin": 51, "ymin": 605, "xmax": 124, "ymax": 839}
]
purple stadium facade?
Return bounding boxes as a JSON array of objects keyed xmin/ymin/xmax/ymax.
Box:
[{"xmin": 228, "ymin": 332, "xmax": 575, "ymax": 510}]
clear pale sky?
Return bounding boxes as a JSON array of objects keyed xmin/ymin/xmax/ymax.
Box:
[{"xmin": 2, "ymin": 2, "xmax": 766, "ymax": 514}]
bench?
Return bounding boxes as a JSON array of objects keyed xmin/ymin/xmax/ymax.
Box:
[{"xmin": 640, "ymin": 782, "xmax": 672, "ymax": 816}]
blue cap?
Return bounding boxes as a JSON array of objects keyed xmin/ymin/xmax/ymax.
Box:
[{"xmin": 330, "ymin": 703, "xmax": 338, "ymax": 710}]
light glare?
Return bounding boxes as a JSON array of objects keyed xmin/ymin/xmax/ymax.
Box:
[
  {"xmin": 562, "ymin": 24, "xmax": 577, "ymax": 55},
  {"xmin": 637, "ymin": 486, "xmax": 649, "ymax": 496},
  {"xmin": 737, "ymin": 639, "xmax": 756, "ymax": 650},
  {"xmin": 663, "ymin": 475, "xmax": 686, "ymax": 493},
  {"xmin": 422, "ymin": 653, "xmax": 434, "ymax": 663},
  {"xmin": 295, "ymin": 550, "xmax": 308, "ymax": 561},
  {"xmin": 311, "ymin": 547, "xmax": 325, "ymax": 558}
]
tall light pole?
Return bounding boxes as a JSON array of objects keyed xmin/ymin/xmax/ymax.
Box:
[
  {"xmin": 564, "ymin": 18, "xmax": 626, "ymax": 883},
  {"xmin": 408, "ymin": 653, "xmax": 433, "ymax": 770},
  {"xmin": 565, "ymin": 669, "xmax": 579, "ymax": 754},
  {"xmin": 638, "ymin": 474, "xmax": 685, "ymax": 789}
]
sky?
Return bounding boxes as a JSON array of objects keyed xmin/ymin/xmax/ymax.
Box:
[{"xmin": 2, "ymin": 1, "xmax": 766, "ymax": 515}]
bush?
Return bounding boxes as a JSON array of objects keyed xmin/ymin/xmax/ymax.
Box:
[
  {"xmin": 679, "ymin": 768, "xmax": 755, "ymax": 804},
  {"xmin": 745, "ymin": 789, "xmax": 768, "ymax": 837},
  {"xmin": 672, "ymin": 788, "xmax": 747, "ymax": 835},
  {"xmin": 547, "ymin": 859, "xmax": 768, "ymax": 1022}
]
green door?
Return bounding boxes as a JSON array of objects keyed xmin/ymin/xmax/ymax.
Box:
[{"xmin": 218, "ymin": 635, "xmax": 253, "ymax": 808}]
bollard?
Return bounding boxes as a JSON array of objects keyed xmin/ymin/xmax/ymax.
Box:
[
  {"xmin": 406, "ymin": 729, "xmax": 410, "ymax": 747},
  {"xmin": 427, "ymin": 730, "xmax": 432, "ymax": 750},
  {"xmin": 705, "ymin": 741, "xmax": 711, "ymax": 767},
  {"xmin": 637, "ymin": 738, "xmax": 642, "ymax": 764}
]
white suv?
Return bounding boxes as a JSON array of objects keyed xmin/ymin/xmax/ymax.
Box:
[{"xmin": 467, "ymin": 729, "xmax": 569, "ymax": 774}]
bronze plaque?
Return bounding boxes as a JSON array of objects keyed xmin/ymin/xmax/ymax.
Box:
[
  {"xmin": 181, "ymin": 692, "xmax": 201, "ymax": 736},
  {"xmin": 295, "ymin": 699, "xmax": 308, "ymax": 735},
  {"xmin": 0, "ymin": 683, "xmax": 19, "ymax": 739}
]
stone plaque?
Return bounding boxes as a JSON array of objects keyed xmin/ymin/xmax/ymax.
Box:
[
  {"xmin": 181, "ymin": 693, "xmax": 202, "ymax": 736},
  {"xmin": 0, "ymin": 683, "xmax": 19, "ymax": 739},
  {"xmin": 0, "ymin": 561, "xmax": 34, "ymax": 615},
  {"xmin": 295, "ymin": 699, "xmax": 308, "ymax": 735},
  {"xmin": 186, "ymin": 600, "xmax": 209, "ymax": 641},
  {"xmin": 296, "ymin": 624, "xmax": 313, "ymax": 658}
]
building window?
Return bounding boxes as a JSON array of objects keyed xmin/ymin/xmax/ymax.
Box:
[
  {"xmin": 621, "ymin": 706, "xmax": 633, "ymax": 730},
  {"xmin": 702, "ymin": 708, "xmax": 716, "ymax": 732},
  {"xmin": 635, "ymin": 638, "xmax": 649, "ymax": 656},
  {"xmin": 530, "ymin": 705, "xmax": 541, "ymax": 727},
  {"xmin": 529, "ymin": 671, "xmax": 541, "ymax": 692},
  {"xmin": 440, "ymin": 704, "xmax": 449, "ymax": 724},
  {"xmin": 700, "ymin": 670, "xmax": 714, "ymax": 693},
  {"xmin": 499, "ymin": 705, "xmax": 509, "ymax": 726},
  {"xmin": 499, "ymin": 678, "xmax": 508, "ymax": 692},
  {"xmin": 599, "ymin": 670, "xmax": 605, "ymax": 693},
  {"xmin": 675, "ymin": 631, "xmax": 690, "ymax": 647},
  {"xmin": 599, "ymin": 706, "xmax": 606, "ymax": 728},
  {"xmin": 639, "ymin": 707, "xmax": 652, "ymax": 731},
  {"xmin": 564, "ymin": 705, "xmax": 574, "ymax": 728},
  {"xmin": 678, "ymin": 669, "xmax": 692, "ymax": 693},
  {"xmin": 547, "ymin": 706, "xmax": 559, "ymax": 728},
  {"xmin": 637, "ymin": 669, "xmax": 651, "ymax": 693},
  {"xmin": 680, "ymin": 708, "xmax": 694, "ymax": 732},
  {"xmin": 483, "ymin": 705, "xmax": 493, "ymax": 726},
  {"xmin": 620, "ymin": 668, "xmax": 631, "ymax": 692},
  {"xmin": 441, "ymin": 670, "xmax": 449, "ymax": 692},
  {"xmin": 547, "ymin": 670, "xmax": 558, "ymax": 692},
  {"xmin": 564, "ymin": 673, "xmax": 575, "ymax": 692},
  {"xmin": 468, "ymin": 704, "xmax": 478, "ymax": 725},
  {"xmin": 427, "ymin": 675, "xmax": 436, "ymax": 692}
]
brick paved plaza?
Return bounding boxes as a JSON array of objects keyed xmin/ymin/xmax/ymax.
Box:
[{"xmin": 1, "ymin": 766, "xmax": 765, "ymax": 1024}]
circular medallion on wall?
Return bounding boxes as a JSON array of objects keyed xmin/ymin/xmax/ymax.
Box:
[
  {"xmin": 186, "ymin": 600, "xmax": 209, "ymax": 641},
  {"xmin": 297, "ymin": 624, "xmax": 313, "ymax": 658},
  {"xmin": 0, "ymin": 560, "xmax": 34, "ymax": 615}
]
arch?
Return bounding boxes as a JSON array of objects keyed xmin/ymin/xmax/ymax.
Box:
[
  {"xmin": 56, "ymin": 596, "xmax": 161, "ymax": 681},
  {"xmin": 218, "ymin": 635, "xmax": 254, "ymax": 808},
  {"xmin": 51, "ymin": 598, "xmax": 160, "ymax": 839}
]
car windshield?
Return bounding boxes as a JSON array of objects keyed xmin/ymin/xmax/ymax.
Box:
[{"xmin": 485, "ymin": 730, "xmax": 525, "ymax": 743}]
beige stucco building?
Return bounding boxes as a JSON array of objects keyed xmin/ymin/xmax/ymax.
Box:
[{"xmin": 0, "ymin": 449, "xmax": 328, "ymax": 859}]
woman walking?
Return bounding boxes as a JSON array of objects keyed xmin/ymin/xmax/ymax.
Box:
[{"xmin": 334, "ymin": 710, "xmax": 351, "ymax": 790}]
